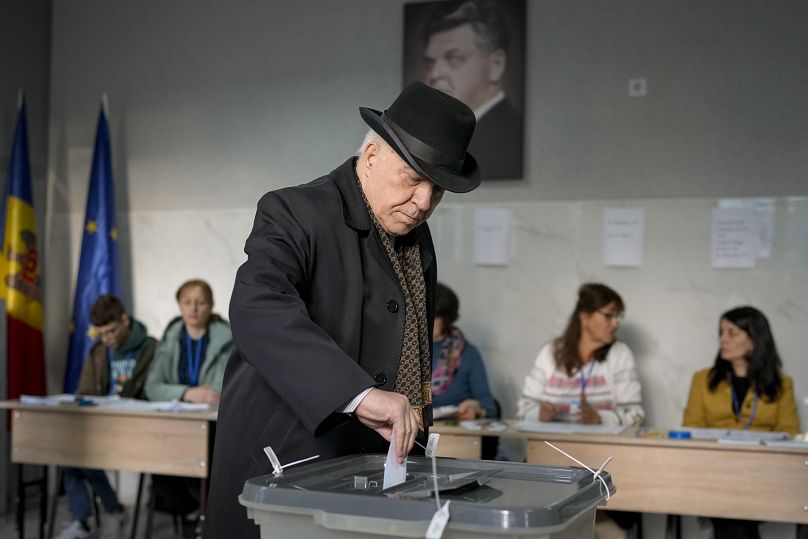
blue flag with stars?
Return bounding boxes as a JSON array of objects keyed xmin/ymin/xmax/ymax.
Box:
[{"xmin": 64, "ymin": 103, "xmax": 121, "ymax": 393}]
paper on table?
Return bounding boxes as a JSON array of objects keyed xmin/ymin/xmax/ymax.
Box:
[
  {"xmin": 684, "ymin": 428, "xmax": 789, "ymax": 442},
  {"xmin": 20, "ymin": 394, "xmax": 75, "ymax": 405},
  {"xmin": 514, "ymin": 420, "xmax": 625, "ymax": 435},
  {"xmin": 432, "ymin": 405, "xmax": 459, "ymax": 419},
  {"xmin": 383, "ymin": 430, "xmax": 406, "ymax": 489}
]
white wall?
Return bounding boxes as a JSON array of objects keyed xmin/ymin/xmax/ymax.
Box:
[{"xmin": 43, "ymin": 0, "xmax": 808, "ymax": 430}]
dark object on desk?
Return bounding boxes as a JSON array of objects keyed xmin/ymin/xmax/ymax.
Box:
[{"xmin": 481, "ymin": 398, "xmax": 502, "ymax": 460}]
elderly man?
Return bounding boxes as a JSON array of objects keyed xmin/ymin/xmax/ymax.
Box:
[
  {"xmin": 422, "ymin": 0, "xmax": 523, "ymax": 180},
  {"xmin": 205, "ymin": 82, "xmax": 480, "ymax": 538}
]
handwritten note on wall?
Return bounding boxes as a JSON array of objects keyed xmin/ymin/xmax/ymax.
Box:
[
  {"xmin": 711, "ymin": 208, "xmax": 757, "ymax": 269},
  {"xmin": 603, "ymin": 207, "xmax": 645, "ymax": 267}
]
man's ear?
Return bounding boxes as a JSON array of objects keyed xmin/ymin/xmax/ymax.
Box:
[
  {"xmin": 361, "ymin": 139, "xmax": 382, "ymax": 172},
  {"xmin": 488, "ymin": 49, "xmax": 507, "ymax": 83},
  {"xmin": 121, "ymin": 313, "xmax": 130, "ymax": 327}
]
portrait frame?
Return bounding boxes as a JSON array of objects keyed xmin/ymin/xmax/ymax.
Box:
[{"xmin": 403, "ymin": 0, "xmax": 527, "ymax": 181}]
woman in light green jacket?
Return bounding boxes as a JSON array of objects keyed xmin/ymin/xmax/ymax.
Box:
[
  {"xmin": 144, "ymin": 279, "xmax": 233, "ymax": 523},
  {"xmin": 145, "ymin": 279, "xmax": 233, "ymax": 404}
]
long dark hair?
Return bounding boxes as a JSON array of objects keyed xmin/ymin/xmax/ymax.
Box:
[
  {"xmin": 708, "ymin": 306, "xmax": 783, "ymax": 401},
  {"xmin": 553, "ymin": 283, "xmax": 624, "ymax": 376}
]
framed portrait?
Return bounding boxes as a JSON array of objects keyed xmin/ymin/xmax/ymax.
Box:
[{"xmin": 403, "ymin": 0, "xmax": 526, "ymax": 181}]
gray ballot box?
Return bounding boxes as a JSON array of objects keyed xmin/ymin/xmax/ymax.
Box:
[{"xmin": 239, "ymin": 454, "xmax": 614, "ymax": 539}]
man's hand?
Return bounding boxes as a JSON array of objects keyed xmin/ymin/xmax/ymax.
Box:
[
  {"xmin": 539, "ymin": 401, "xmax": 557, "ymax": 422},
  {"xmin": 579, "ymin": 393, "xmax": 601, "ymax": 424},
  {"xmin": 182, "ymin": 385, "xmax": 220, "ymax": 405},
  {"xmin": 355, "ymin": 388, "xmax": 421, "ymax": 462},
  {"xmin": 456, "ymin": 399, "xmax": 483, "ymax": 420}
]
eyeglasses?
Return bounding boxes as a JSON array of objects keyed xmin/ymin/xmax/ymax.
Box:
[
  {"xmin": 95, "ymin": 322, "xmax": 124, "ymax": 339},
  {"xmin": 597, "ymin": 310, "xmax": 624, "ymax": 322}
]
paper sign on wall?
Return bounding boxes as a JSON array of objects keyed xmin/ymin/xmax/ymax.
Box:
[
  {"xmin": 603, "ymin": 207, "xmax": 645, "ymax": 267},
  {"xmin": 718, "ymin": 198, "xmax": 774, "ymax": 258},
  {"xmin": 711, "ymin": 208, "xmax": 757, "ymax": 269},
  {"xmin": 473, "ymin": 208, "xmax": 512, "ymax": 266}
]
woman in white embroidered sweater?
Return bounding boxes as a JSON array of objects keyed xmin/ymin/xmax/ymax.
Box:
[{"xmin": 517, "ymin": 283, "xmax": 644, "ymax": 427}]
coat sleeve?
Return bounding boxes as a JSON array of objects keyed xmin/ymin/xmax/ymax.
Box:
[
  {"xmin": 517, "ymin": 343, "xmax": 553, "ymax": 420},
  {"xmin": 144, "ymin": 337, "xmax": 187, "ymax": 401},
  {"xmin": 228, "ymin": 191, "xmax": 375, "ymax": 435},
  {"xmin": 462, "ymin": 345, "xmax": 497, "ymax": 418},
  {"xmin": 682, "ymin": 371, "xmax": 707, "ymax": 428},
  {"xmin": 775, "ymin": 376, "xmax": 801, "ymax": 434},
  {"xmin": 599, "ymin": 343, "xmax": 644, "ymax": 427},
  {"xmin": 76, "ymin": 345, "xmax": 103, "ymax": 396},
  {"xmin": 204, "ymin": 339, "xmax": 232, "ymax": 393}
]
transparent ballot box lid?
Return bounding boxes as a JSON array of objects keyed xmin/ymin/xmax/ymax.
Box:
[{"xmin": 239, "ymin": 455, "xmax": 614, "ymax": 536}]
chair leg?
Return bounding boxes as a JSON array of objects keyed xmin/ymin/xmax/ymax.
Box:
[
  {"xmin": 130, "ymin": 473, "xmax": 145, "ymax": 539},
  {"xmin": 16, "ymin": 464, "xmax": 25, "ymax": 539},
  {"xmin": 39, "ymin": 466, "xmax": 48, "ymax": 539},
  {"xmin": 145, "ymin": 477, "xmax": 157, "ymax": 539},
  {"xmin": 93, "ymin": 493, "xmax": 101, "ymax": 529},
  {"xmin": 47, "ymin": 468, "xmax": 63, "ymax": 539}
]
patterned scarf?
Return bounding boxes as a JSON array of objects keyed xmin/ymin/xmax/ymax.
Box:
[
  {"xmin": 431, "ymin": 327, "xmax": 466, "ymax": 396},
  {"xmin": 356, "ymin": 174, "xmax": 432, "ymax": 412}
]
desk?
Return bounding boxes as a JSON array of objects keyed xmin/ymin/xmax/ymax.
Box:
[
  {"xmin": 0, "ymin": 401, "xmax": 217, "ymax": 538},
  {"xmin": 432, "ymin": 422, "xmax": 808, "ymax": 525}
]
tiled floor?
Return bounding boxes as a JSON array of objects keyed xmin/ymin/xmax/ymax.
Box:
[{"xmin": 0, "ymin": 495, "xmax": 181, "ymax": 539}]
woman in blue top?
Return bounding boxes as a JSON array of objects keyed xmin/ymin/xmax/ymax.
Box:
[{"xmin": 432, "ymin": 282, "xmax": 497, "ymax": 420}]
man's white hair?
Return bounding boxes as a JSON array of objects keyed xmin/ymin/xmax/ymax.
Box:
[{"xmin": 356, "ymin": 128, "xmax": 389, "ymax": 156}]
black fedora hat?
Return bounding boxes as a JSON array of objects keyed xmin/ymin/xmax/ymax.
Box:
[{"xmin": 359, "ymin": 82, "xmax": 481, "ymax": 194}]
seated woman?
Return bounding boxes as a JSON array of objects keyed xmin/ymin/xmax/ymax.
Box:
[
  {"xmin": 145, "ymin": 279, "xmax": 232, "ymax": 405},
  {"xmin": 144, "ymin": 279, "xmax": 233, "ymax": 534},
  {"xmin": 683, "ymin": 306, "xmax": 799, "ymax": 539},
  {"xmin": 517, "ymin": 283, "xmax": 643, "ymax": 539},
  {"xmin": 432, "ymin": 282, "xmax": 497, "ymax": 421},
  {"xmin": 517, "ymin": 283, "xmax": 644, "ymax": 427}
]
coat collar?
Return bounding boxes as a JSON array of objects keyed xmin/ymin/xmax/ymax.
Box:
[{"xmin": 332, "ymin": 157, "xmax": 371, "ymax": 232}]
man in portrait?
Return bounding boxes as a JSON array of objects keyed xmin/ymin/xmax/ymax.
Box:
[{"xmin": 416, "ymin": 0, "xmax": 524, "ymax": 180}]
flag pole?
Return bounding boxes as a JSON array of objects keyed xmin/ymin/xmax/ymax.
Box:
[
  {"xmin": 101, "ymin": 92, "xmax": 109, "ymax": 117},
  {"xmin": 16, "ymin": 89, "xmax": 24, "ymax": 111}
]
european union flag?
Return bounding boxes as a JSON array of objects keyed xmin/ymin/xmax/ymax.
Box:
[{"xmin": 64, "ymin": 102, "xmax": 121, "ymax": 393}]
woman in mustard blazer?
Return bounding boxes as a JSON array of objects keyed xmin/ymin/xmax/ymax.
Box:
[{"xmin": 683, "ymin": 305, "xmax": 800, "ymax": 539}]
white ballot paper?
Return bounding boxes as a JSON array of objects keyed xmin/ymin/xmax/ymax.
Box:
[{"xmin": 383, "ymin": 430, "xmax": 407, "ymax": 489}]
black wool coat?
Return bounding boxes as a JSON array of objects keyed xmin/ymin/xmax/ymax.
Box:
[{"xmin": 205, "ymin": 158, "xmax": 436, "ymax": 539}]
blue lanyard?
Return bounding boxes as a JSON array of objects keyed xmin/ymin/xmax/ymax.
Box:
[
  {"xmin": 107, "ymin": 348, "xmax": 134, "ymax": 395},
  {"xmin": 579, "ymin": 361, "xmax": 596, "ymax": 392},
  {"xmin": 731, "ymin": 386, "xmax": 759, "ymax": 430},
  {"xmin": 185, "ymin": 334, "xmax": 205, "ymax": 386}
]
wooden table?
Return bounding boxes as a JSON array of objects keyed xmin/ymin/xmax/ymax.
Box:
[
  {"xmin": 432, "ymin": 422, "xmax": 808, "ymax": 526},
  {"xmin": 0, "ymin": 400, "xmax": 217, "ymax": 538}
]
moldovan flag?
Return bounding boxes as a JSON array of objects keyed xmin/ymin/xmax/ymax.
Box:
[
  {"xmin": 63, "ymin": 101, "xmax": 121, "ymax": 393},
  {"xmin": 0, "ymin": 99, "xmax": 46, "ymax": 399}
]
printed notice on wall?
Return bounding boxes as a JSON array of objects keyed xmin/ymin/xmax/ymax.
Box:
[
  {"xmin": 602, "ymin": 207, "xmax": 645, "ymax": 267},
  {"xmin": 718, "ymin": 198, "xmax": 774, "ymax": 258},
  {"xmin": 473, "ymin": 208, "xmax": 512, "ymax": 266},
  {"xmin": 711, "ymin": 208, "xmax": 757, "ymax": 269}
]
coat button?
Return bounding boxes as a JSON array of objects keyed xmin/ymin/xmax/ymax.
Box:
[
  {"xmin": 386, "ymin": 300, "xmax": 399, "ymax": 313},
  {"xmin": 374, "ymin": 373, "xmax": 387, "ymax": 385}
]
